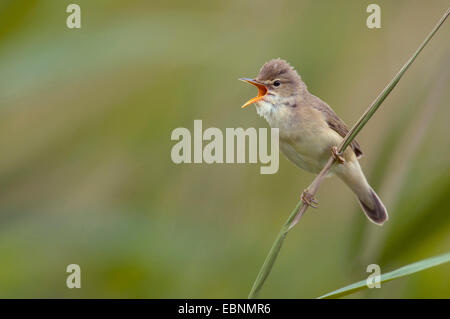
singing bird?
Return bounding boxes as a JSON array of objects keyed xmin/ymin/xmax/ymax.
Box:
[{"xmin": 240, "ymin": 58, "xmax": 388, "ymax": 225}]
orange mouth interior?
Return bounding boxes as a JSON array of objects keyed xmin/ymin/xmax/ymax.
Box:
[{"xmin": 241, "ymin": 80, "xmax": 267, "ymax": 108}]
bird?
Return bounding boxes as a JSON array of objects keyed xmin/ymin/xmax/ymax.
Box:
[{"xmin": 239, "ymin": 58, "xmax": 388, "ymax": 225}]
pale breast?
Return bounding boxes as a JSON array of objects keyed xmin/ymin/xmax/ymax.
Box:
[
  {"xmin": 256, "ymin": 97, "xmax": 351, "ymax": 174},
  {"xmin": 279, "ymin": 139, "xmax": 324, "ymax": 173},
  {"xmin": 278, "ymin": 107, "xmax": 346, "ymax": 173}
]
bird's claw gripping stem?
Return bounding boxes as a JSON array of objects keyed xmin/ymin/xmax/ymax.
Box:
[
  {"xmin": 331, "ymin": 146, "xmax": 345, "ymax": 164},
  {"xmin": 301, "ymin": 189, "xmax": 318, "ymax": 208}
]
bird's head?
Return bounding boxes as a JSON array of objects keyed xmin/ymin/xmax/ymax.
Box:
[{"xmin": 239, "ymin": 58, "xmax": 306, "ymax": 110}]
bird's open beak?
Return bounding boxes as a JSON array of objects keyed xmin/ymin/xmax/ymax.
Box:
[{"xmin": 239, "ymin": 78, "xmax": 268, "ymax": 109}]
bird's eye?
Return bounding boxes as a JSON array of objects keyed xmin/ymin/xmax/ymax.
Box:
[{"xmin": 273, "ymin": 80, "xmax": 281, "ymax": 87}]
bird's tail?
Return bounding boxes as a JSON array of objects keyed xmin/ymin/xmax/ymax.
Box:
[
  {"xmin": 356, "ymin": 186, "xmax": 388, "ymax": 225},
  {"xmin": 335, "ymin": 161, "xmax": 388, "ymax": 225}
]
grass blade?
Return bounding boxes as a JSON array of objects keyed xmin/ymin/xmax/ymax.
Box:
[
  {"xmin": 339, "ymin": 7, "xmax": 449, "ymax": 152},
  {"xmin": 318, "ymin": 252, "xmax": 450, "ymax": 299}
]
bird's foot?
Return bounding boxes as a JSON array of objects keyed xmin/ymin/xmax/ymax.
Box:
[
  {"xmin": 301, "ymin": 189, "xmax": 319, "ymax": 208},
  {"xmin": 331, "ymin": 146, "xmax": 345, "ymax": 164}
]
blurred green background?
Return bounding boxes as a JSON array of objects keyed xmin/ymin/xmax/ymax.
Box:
[{"xmin": 0, "ymin": 0, "xmax": 449, "ymax": 298}]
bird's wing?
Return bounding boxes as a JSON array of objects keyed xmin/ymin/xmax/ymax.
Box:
[{"xmin": 312, "ymin": 98, "xmax": 363, "ymax": 158}]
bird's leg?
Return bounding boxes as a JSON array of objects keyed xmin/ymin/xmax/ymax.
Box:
[
  {"xmin": 301, "ymin": 189, "xmax": 318, "ymax": 208},
  {"xmin": 331, "ymin": 146, "xmax": 345, "ymax": 164}
]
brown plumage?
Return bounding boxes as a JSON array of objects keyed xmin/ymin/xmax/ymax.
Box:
[{"xmin": 310, "ymin": 96, "xmax": 363, "ymax": 158}]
